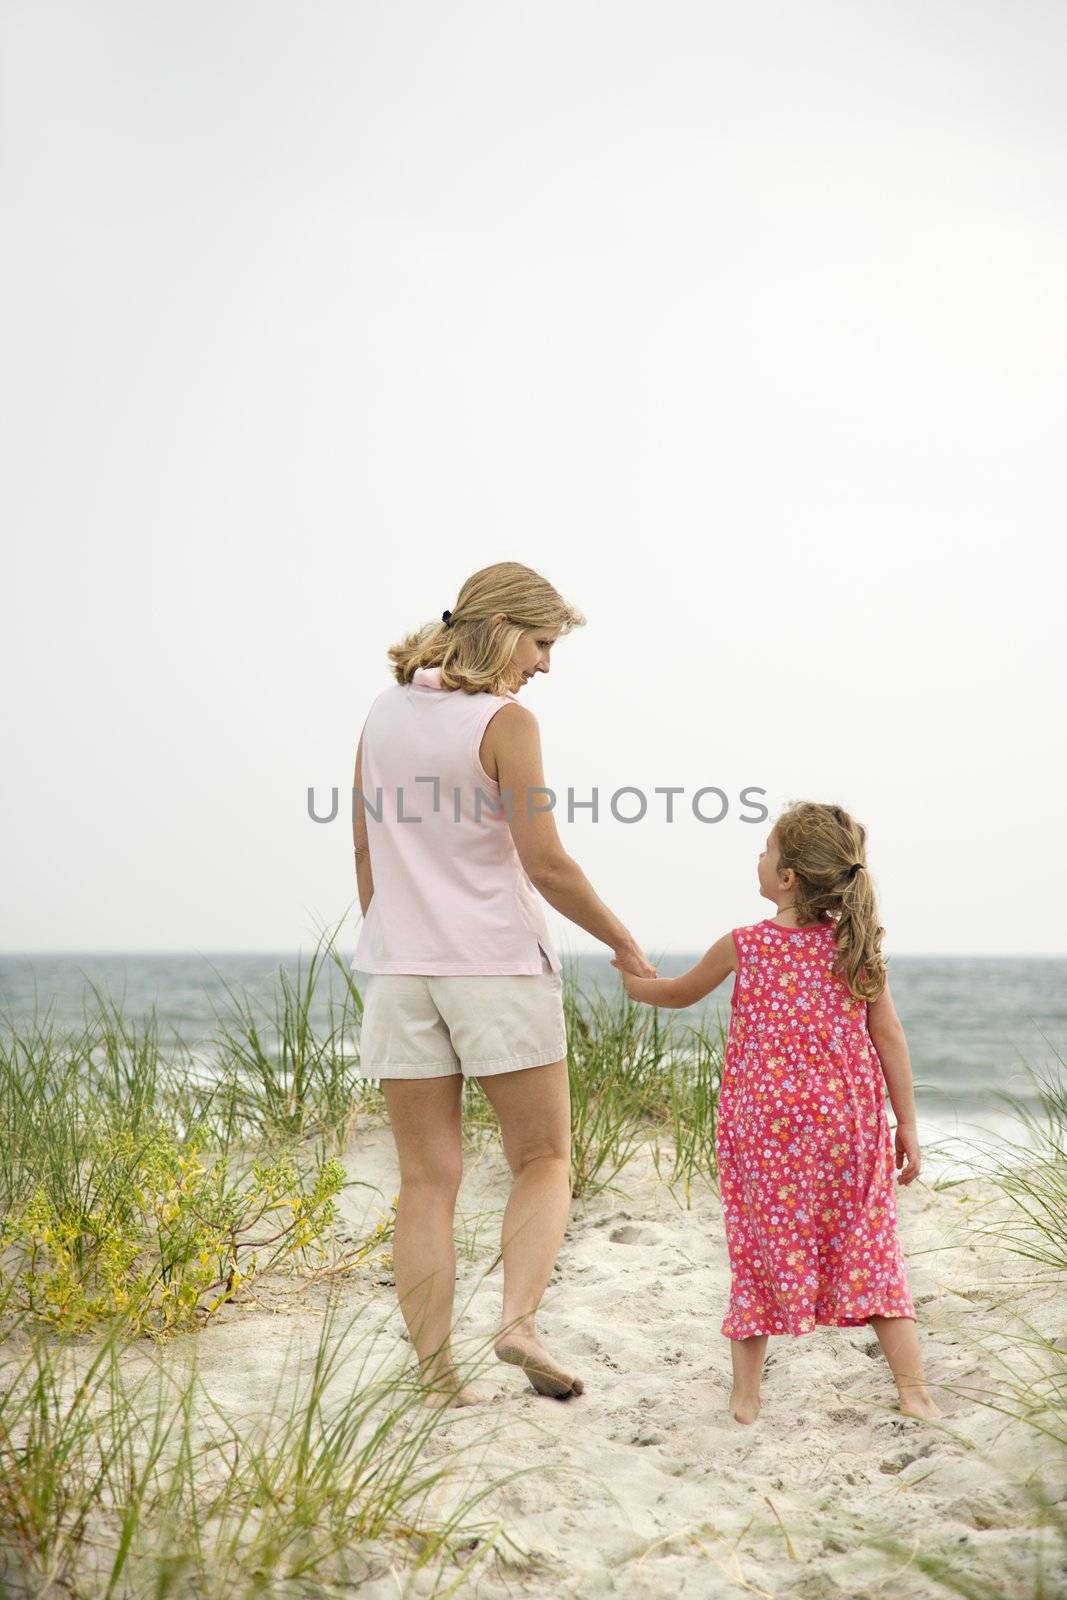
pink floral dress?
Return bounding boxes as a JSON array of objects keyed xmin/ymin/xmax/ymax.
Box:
[{"xmin": 715, "ymin": 919, "xmax": 916, "ymax": 1339}]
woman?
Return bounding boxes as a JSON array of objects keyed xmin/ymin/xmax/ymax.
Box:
[{"xmin": 351, "ymin": 561, "xmax": 656, "ymax": 1407}]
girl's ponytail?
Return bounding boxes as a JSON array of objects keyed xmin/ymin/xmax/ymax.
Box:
[
  {"xmin": 833, "ymin": 854, "xmax": 887, "ymax": 1003},
  {"xmin": 773, "ymin": 802, "xmax": 888, "ymax": 1002}
]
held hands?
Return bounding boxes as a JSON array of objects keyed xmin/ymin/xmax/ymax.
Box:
[
  {"xmin": 613, "ymin": 964, "xmax": 650, "ymax": 1001},
  {"xmin": 894, "ymin": 1120, "xmax": 922, "ymax": 1185},
  {"xmin": 609, "ymin": 940, "xmax": 657, "ymax": 985}
]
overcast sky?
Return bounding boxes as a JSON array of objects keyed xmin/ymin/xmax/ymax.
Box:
[{"xmin": 3, "ymin": 1, "xmax": 1064, "ymax": 960}]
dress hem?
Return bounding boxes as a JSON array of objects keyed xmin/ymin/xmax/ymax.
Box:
[{"xmin": 721, "ymin": 1305, "xmax": 916, "ymax": 1339}]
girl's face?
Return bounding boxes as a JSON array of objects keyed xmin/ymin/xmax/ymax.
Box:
[{"xmin": 758, "ymin": 830, "xmax": 789, "ymax": 903}]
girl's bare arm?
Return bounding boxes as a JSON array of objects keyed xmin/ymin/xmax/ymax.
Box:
[
  {"xmin": 867, "ymin": 980, "xmax": 918, "ymax": 1125},
  {"xmin": 618, "ymin": 932, "xmax": 737, "ymax": 1009}
]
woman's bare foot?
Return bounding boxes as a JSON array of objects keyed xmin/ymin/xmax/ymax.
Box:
[
  {"xmin": 419, "ymin": 1369, "xmax": 489, "ymax": 1409},
  {"xmin": 897, "ymin": 1384, "xmax": 943, "ymax": 1420},
  {"xmin": 495, "ymin": 1332, "xmax": 584, "ymax": 1398},
  {"xmin": 729, "ymin": 1386, "xmax": 762, "ymax": 1424}
]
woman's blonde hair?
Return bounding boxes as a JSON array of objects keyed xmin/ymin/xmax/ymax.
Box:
[
  {"xmin": 772, "ymin": 801, "xmax": 888, "ymax": 1002},
  {"xmin": 387, "ymin": 562, "xmax": 586, "ymax": 696}
]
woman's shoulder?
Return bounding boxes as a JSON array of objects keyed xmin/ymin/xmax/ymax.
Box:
[
  {"xmin": 481, "ymin": 700, "xmax": 540, "ymax": 743},
  {"xmin": 477, "ymin": 701, "xmax": 542, "ymax": 785}
]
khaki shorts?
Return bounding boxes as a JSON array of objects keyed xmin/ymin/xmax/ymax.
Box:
[{"xmin": 358, "ymin": 951, "xmax": 567, "ymax": 1080}]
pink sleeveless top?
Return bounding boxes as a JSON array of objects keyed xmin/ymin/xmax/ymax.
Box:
[{"xmin": 350, "ymin": 665, "xmax": 562, "ymax": 975}]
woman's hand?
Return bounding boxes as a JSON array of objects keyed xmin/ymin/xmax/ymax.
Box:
[
  {"xmin": 894, "ymin": 1120, "xmax": 922, "ymax": 1185},
  {"xmin": 610, "ymin": 940, "xmax": 657, "ymax": 980}
]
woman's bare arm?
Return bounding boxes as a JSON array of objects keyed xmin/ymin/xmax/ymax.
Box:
[
  {"xmin": 353, "ymin": 731, "xmax": 374, "ymax": 917},
  {"xmin": 486, "ymin": 704, "xmax": 656, "ymax": 978}
]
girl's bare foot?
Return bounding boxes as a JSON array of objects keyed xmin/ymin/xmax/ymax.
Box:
[
  {"xmin": 495, "ymin": 1332, "xmax": 584, "ymax": 1398},
  {"xmin": 729, "ymin": 1386, "xmax": 762, "ymax": 1424},
  {"xmin": 727, "ymin": 1333, "xmax": 768, "ymax": 1425},
  {"xmin": 897, "ymin": 1384, "xmax": 943, "ymax": 1420}
]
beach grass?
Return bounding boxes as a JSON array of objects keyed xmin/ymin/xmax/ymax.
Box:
[
  {"xmin": 975, "ymin": 1057, "xmax": 1067, "ymax": 1276},
  {"xmin": 840, "ymin": 1310, "xmax": 1067, "ymax": 1600},
  {"xmin": 0, "ymin": 937, "xmax": 521, "ymax": 1593},
  {"xmin": 0, "ymin": 1294, "xmax": 524, "ymax": 1597},
  {"xmin": 0, "ymin": 935, "xmax": 701, "ymax": 1592},
  {"xmin": 822, "ymin": 1066, "xmax": 1067, "ymax": 1600},
  {"xmin": 0, "ymin": 934, "xmax": 1063, "ymax": 1597}
]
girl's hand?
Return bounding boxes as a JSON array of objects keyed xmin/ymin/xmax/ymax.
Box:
[
  {"xmin": 894, "ymin": 1120, "xmax": 922, "ymax": 1185},
  {"xmin": 613, "ymin": 963, "xmax": 646, "ymax": 1000}
]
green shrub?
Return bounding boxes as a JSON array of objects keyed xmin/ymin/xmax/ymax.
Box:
[{"xmin": 0, "ymin": 1118, "xmax": 345, "ymax": 1341}]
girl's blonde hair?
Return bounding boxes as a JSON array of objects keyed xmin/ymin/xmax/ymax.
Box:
[
  {"xmin": 772, "ymin": 801, "xmax": 888, "ymax": 1002},
  {"xmin": 387, "ymin": 561, "xmax": 586, "ymax": 696}
]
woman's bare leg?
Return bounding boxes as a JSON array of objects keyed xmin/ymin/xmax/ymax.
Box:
[
  {"xmin": 728, "ymin": 1334, "xmax": 767, "ymax": 1423},
  {"xmin": 382, "ymin": 1074, "xmax": 485, "ymax": 1407},
  {"xmin": 475, "ymin": 1057, "xmax": 583, "ymax": 1398},
  {"xmin": 869, "ymin": 1315, "xmax": 942, "ymax": 1418}
]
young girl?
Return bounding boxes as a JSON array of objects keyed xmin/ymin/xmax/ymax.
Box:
[{"xmin": 615, "ymin": 801, "xmax": 942, "ymax": 1426}]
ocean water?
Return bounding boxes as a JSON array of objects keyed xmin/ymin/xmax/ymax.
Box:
[{"xmin": 1, "ymin": 950, "xmax": 1063, "ymax": 1178}]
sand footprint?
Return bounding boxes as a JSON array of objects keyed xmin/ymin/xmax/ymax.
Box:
[{"xmin": 608, "ymin": 1222, "xmax": 664, "ymax": 1246}]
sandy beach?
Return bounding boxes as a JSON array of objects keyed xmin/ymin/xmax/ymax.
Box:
[{"xmin": 35, "ymin": 1114, "xmax": 1055, "ymax": 1600}]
